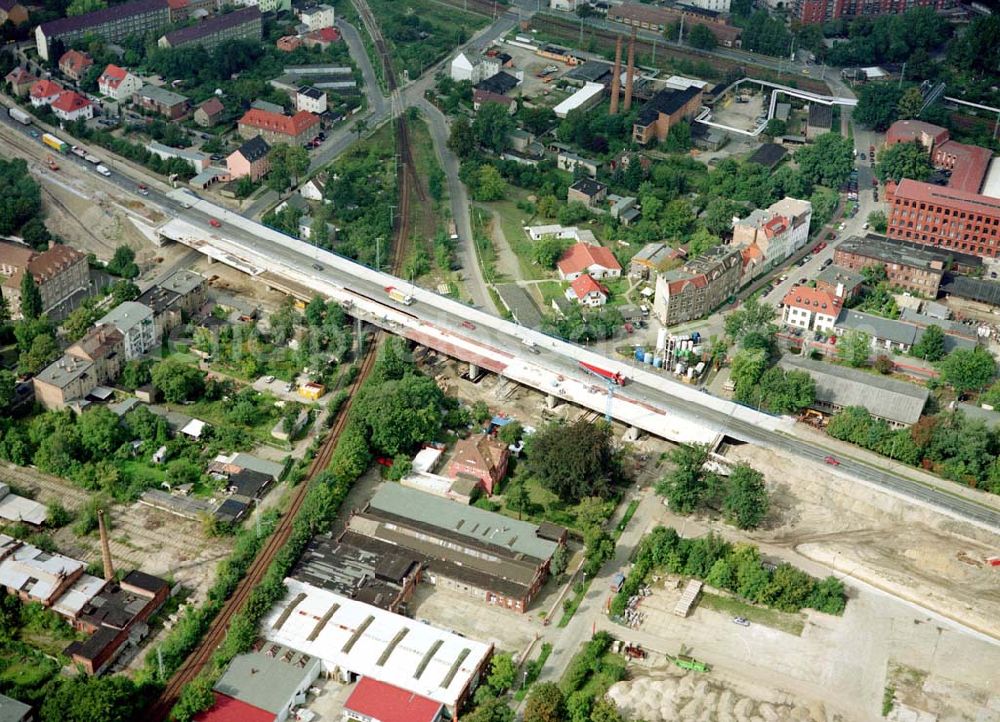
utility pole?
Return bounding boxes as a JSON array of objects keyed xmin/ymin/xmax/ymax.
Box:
[{"xmin": 898, "ymin": 61, "xmax": 906, "ymax": 89}]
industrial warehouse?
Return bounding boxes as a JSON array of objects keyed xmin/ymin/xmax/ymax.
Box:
[
  {"xmin": 262, "ymin": 578, "xmax": 493, "ymax": 716},
  {"xmin": 344, "ymin": 484, "xmax": 567, "ymax": 613}
]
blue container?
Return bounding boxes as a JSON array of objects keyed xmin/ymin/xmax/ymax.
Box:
[
  {"xmin": 691, "ymin": 331, "xmax": 701, "ymax": 343},
  {"xmin": 653, "ymin": 357, "xmax": 663, "ymax": 368},
  {"xmin": 644, "ymin": 352, "xmax": 653, "ymax": 364},
  {"xmin": 634, "ymin": 347, "xmax": 645, "ymax": 361}
]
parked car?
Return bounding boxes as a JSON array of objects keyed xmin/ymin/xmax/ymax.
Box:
[
  {"xmin": 822, "ymin": 258, "xmax": 833, "ymax": 268},
  {"xmin": 824, "ymin": 455, "xmax": 840, "ymax": 466},
  {"xmin": 312, "ymin": 263, "xmax": 324, "ymax": 271},
  {"xmin": 860, "ymin": 153, "xmax": 866, "ymax": 160},
  {"xmin": 799, "ymin": 277, "xmax": 807, "ymax": 284},
  {"xmin": 733, "ymin": 617, "xmax": 750, "ymax": 627},
  {"xmin": 461, "ymin": 321, "xmax": 476, "ymax": 330},
  {"xmin": 209, "ymin": 218, "xmax": 221, "ymax": 227}
]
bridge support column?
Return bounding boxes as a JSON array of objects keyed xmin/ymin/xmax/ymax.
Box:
[
  {"xmin": 469, "ymin": 361, "xmax": 480, "ymax": 379},
  {"xmin": 545, "ymin": 394, "xmax": 559, "ymax": 410},
  {"xmin": 624, "ymin": 426, "xmax": 641, "ymax": 442}
]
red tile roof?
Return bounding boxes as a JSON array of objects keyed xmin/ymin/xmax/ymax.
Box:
[
  {"xmin": 198, "ymin": 97, "xmax": 224, "ymax": 116},
  {"xmin": 308, "ymin": 26, "xmax": 340, "ymax": 42},
  {"xmin": 58, "ymin": 49, "xmax": 92, "ymax": 75},
  {"xmin": 762, "ymin": 214, "xmax": 788, "ymax": 239},
  {"xmin": 344, "ymin": 678, "xmax": 443, "ymax": 722},
  {"xmin": 935, "ymin": 139, "xmax": 992, "ymax": 194},
  {"xmin": 5, "ymin": 67, "xmax": 37, "ymax": 85},
  {"xmin": 557, "ymin": 242, "xmax": 621, "ymax": 276},
  {"xmin": 194, "ymin": 693, "xmax": 273, "ymax": 722},
  {"xmin": 51, "ymin": 90, "xmax": 91, "ymax": 113},
  {"xmin": 30, "ymin": 79, "xmax": 62, "ymax": 98},
  {"xmin": 782, "ymin": 284, "xmax": 842, "ymax": 314},
  {"xmin": 473, "ymin": 88, "xmax": 514, "ymax": 107},
  {"xmin": 238, "ymin": 108, "xmax": 319, "ymax": 138},
  {"xmin": 886, "ymin": 120, "xmax": 949, "ymax": 149},
  {"xmin": 570, "ymin": 273, "xmax": 608, "ymax": 299},
  {"xmin": 892, "ymin": 178, "xmax": 1000, "ymax": 217},
  {"xmin": 666, "ymin": 274, "xmax": 708, "ymax": 295},
  {"xmin": 99, "ymin": 64, "xmax": 129, "ymax": 89}
]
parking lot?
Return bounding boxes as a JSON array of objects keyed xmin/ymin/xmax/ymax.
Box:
[{"xmin": 708, "ymin": 90, "xmax": 766, "ymax": 133}]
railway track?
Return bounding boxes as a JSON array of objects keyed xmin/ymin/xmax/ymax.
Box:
[{"xmin": 150, "ymin": 4, "xmax": 419, "ymax": 718}]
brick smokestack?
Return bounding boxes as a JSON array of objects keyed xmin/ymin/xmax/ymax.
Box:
[
  {"xmin": 609, "ymin": 34, "xmax": 623, "ymax": 115},
  {"xmin": 624, "ymin": 28, "xmax": 636, "ymax": 112},
  {"xmin": 98, "ymin": 509, "xmax": 114, "ymax": 582}
]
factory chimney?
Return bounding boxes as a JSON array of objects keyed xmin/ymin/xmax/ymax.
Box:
[
  {"xmin": 98, "ymin": 509, "xmax": 114, "ymax": 582},
  {"xmin": 609, "ymin": 34, "xmax": 623, "ymax": 115},
  {"xmin": 624, "ymin": 28, "xmax": 636, "ymax": 112}
]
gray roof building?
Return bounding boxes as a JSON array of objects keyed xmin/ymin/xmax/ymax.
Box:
[
  {"xmin": 565, "ymin": 59, "xmax": 613, "ymax": 85},
  {"xmin": 0, "ymin": 692, "xmax": 31, "ymax": 722},
  {"xmin": 747, "ymin": 142, "xmax": 787, "ymax": 169},
  {"xmin": 940, "ymin": 275, "xmax": 1000, "ymax": 306},
  {"xmin": 777, "ymin": 355, "xmax": 928, "ymax": 426},
  {"xmin": 835, "ymin": 309, "xmax": 975, "ymax": 353},
  {"xmin": 955, "ymin": 403, "xmax": 1000, "ymax": 428},
  {"xmin": 159, "ymin": 269, "xmax": 205, "ymax": 297},
  {"xmin": 159, "ymin": 6, "xmax": 261, "ymax": 50},
  {"xmin": 35, "ymin": 355, "xmax": 94, "ymax": 390},
  {"xmin": 215, "ymin": 646, "xmax": 321, "ymax": 717},
  {"xmin": 807, "ymin": 104, "xmax": 833, "ymax": 131},
  {"xmin": 494, "ymin": 284, "xmax": 543, "ymax": 329},
  {"xmin": 136, "ymin": 84, "xmax": 188, "ymax": 108},
  {"xmin": 815, "ymin": 265, "xmax": 864, "ymax": 294}
]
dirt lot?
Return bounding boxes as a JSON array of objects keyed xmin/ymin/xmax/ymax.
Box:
[
  {"xmin": 498, "ymin": 43, "xmax": 574, "ymax": 102},
  {"xmin": 0, "ymin": 463, "xmax": 233, "ymax": 604},
  {"xmin": 709, "ymin": 89, "xmax": 767, "ymax": 134}
]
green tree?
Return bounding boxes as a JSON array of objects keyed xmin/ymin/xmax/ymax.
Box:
[
  {"xmin": 867, "ymin": 209, "xmax": 888, "ymax": 233},
  {"xmin": 353, "ymin": 117, "xmax": 368, "ymax": 140},
  {"xmin": 18, "ymin": 331, "xmax": 58, "ymax": 375},
  {"xmin": 63, "ymin": 304, "xmax": 98, "ymax": 342},
  {"xmin": 754, "ymin": 367, "xmax": 815, "ymax": 414},
  {"xmin": 523, "ymin": 421, "xmax": 623, "ymax": 502},
  {"xmin": 110, "ymin": 280, "xmax": 140, "ymax": 305},
  {"xmin": 19, "ymin": 272, "xmax": 42, "ymax": 321},
  {"xmin": 910, "ymin": 324, "xmax": 946, "ymax": 362},
  {"xmin": 498, "ymin": 420, "xmax": 523, "ymax": 445},
  {"xmin": 590, "ymin": 697, "xmax": 624, "ymax": 722},
  {"xmin": 66, "ymin": 0, "xmax": 107, "ymax": 15},
  {"xmin": 77, "ymin": 407, "xmax": 126, "ymax": 459},
  {"xmin": 875, "ymin": 141, "xmax": 932, "ymax": 183},
  {"xmin": 40, "ymin": 675, "xmax": 147, "ymax": 722},
  {"xmin": 465, "ymin": 699, "xmax": 515, "ymax": 722},
  {"xmin": 473, "ymin": 101, "xmax": 515, "ymax": 154},
  {"xmin": 305, "ymin": 295, "xmax": 326, "ymax": 326},
  {"xmin": 730, "ymin": 348, "xmax": 767, "ymax": 404},
  {"xmin": 354, "ymin": 374, "xmax": 445, "ymax": 456},
  {"xmin": 896, "ymin": 86, "xmax": 925, "ymax": 120},
  {"xmin": 448, "ymin": 116, "xmax": 476, "ymax": 158},
  {"xmin": 171, "ymin": 675, "xmax": 215, "ymax": 722},
  {"xmin": 853, "ymin": 84, "xmax": 903, "ymax": 131},
  {"xmin": 532, "ymin": 235, "xmax": 572, "ymax": 268},
  {"xmin": 106, "ymin": 245, "xmax": 139, "ymax": 278},
  {"xmin": 550, "ymin": 543, "xmax": 569, "ymax": 576},
  {"xmin": 151, "ymin": 360, "xmax": 206, "ymax": 403},
  {"xmin": 837, "ymin": 329, "xmax": 871, "ymax": 368},
  {"xmin": 687, "ymin": 23, "xmax": 717, "ymax": 50},
  {"xmin": 794, "ymin": 133, "xmax": 854, "ymax": 188},
  {"xmin": 47, "ymin": 501, "xmax": 72, "ymax": 528},
  {"xmin": 704, "ymin": 197, "xmax": 745, "ymax": 237},
  {"xmin": 764, "ymin": 118, "xmax": 787, "ymax": 138},
  {"xmin": 487, "ymin": 653, "xmax": 517, "ymax": 693},
  {"xmin": 525, "ymin": 682, "xmax": 565, "ymax": 722},
  {"xmin": 506, "ymin": 481, "xmax": 532, "ymax": 520},
  {"xmin": 725, "ymin": 295, "xmax": 777, "ymax": 348},
  {"xmin": 938, "ymin": 347, "xmax": 996, "ymax": 395},
  {"xmin": 655, "ymin": 443, "xmax": 711, "ymax": 514},
  {"xmin": 120, "ymin": 360, "xmax": 152, "ymax": 391},
  {"xmin": 723, "ymin": 463, "xmax": 769, "ymax": 530},
  {"xmin": 475, "ymin": 165, "xmax": 507, "ymax": 201}
]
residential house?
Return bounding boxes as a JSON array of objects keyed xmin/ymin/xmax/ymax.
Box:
[
  {"xmin": 58, "ymin": 49, "xmax": 93, "ymax": 82},
  {"xmin": 781, "ymin": 285, "xmax": 843, "ymax": 332},
  {"xmin": 472, "ymin": 88, "xmax": 515, "ymax": 114},
  {"xmin": 51, "ymin": 91, "xmax": 93, "ymax": 122},
  {"xmin": 556, "ymin": 150, "xmax": 599, "ymax": 177},
  {"xmin": 446, "ymin": 434, "xmax": 509, "ymax": 496},
  {"xmin": 815, "ymin": 265, "xmax": 865, "ymax": 301},
  {"xmin": 653, "ymin": 245, "xmax": 741, "ymax": 325},
  {"xmin": 66, "ymin": 324, "xmax": 125, "ymax": 385},
  {"xmin": 556, "ymin": 242, "xmax": 622, "ymax": 281},
  {"xmin": 777, "ymin": 355, "xmax": 928, "ymax": 428},
  {"xmin": 805, "ymin": 104, "xmax": 833, "ymax": 140},
  {"xmin": 33, "ymin": 356, "xmax": 99, "ymax": 410},
  {"xmin": 567, "ymin": 178, "xmax": 608, "ymax": 208},
  {"xmin": 193, "ymin": 97, "xmax": 224, "ymax": 126},
  {"xmin": 1, "ymin": 244, "xmax": 89, "ymax": 320},
  {"xmin": 302, "ymin": 26, "xmax": 340, "ymax": 49},
  {"xmin": 237, "ymin": 108, "xmax": 319, "ymax": 145},
  {"xmin": 5, "ymin": 67, "xmax": 38, "ymax": 97},
  {"xmin": 566, "ymin": 273, "xmax": 609, "ymax": 307},
  {"xmin": 227, "ymin": 136, "xmax": 270, "ymax": 181},
  {"xmin": 157, "ymin": 6, "xmax": 262, "ymax": 50},
  {"xmin": 632, "ymin": 85, "xmax": 703, "ymax": 145},
  {"xmin": 295, "ymin": 85, "xmax": 326, "ymax": 114},
  {"xmin": 136, "ymin": 271, "xmax": 206, "ymax": 336},
  {"xmin": 29, "ymin": 79, "xmax": 63, "ymax": 107},
  {"xmin": 449, "ymin": 51, "xmax": 500, "ymax": 84},
  {"xmin": 0, "ymin": 241, "xmax": 36, "ymax": 279},
  {"xmin": 0, "ymin": 0, "xmax": 28, "ymax": 26},
  {"xmin": 98, "ymin": 64, "xmax": 142, "ymax": 101},
  {"xmin": 731, "ymin": 197, "xmax": 813, "ymax": 274},
  {"xmin": 96, "ymin": 301, "xmax": 158, "ymax": 359},
  {"xmin": 35, "ymin": 0, "xmax": 171, "ymax": 61},
  {"xmin": 299, "ymin": 175, "xmax": 326, "ymax": 201},
  {"xmin": 298, "ymin": 3, "xmax": 333, "ymax": 29},
  {"xmin": 475, "ymin": 71, "xmax": 518, "ymax": 96},
  {"xmin": 134, "ymin": 85, "xmax": 190, "ymax": 119},
  {"xmin": 276, "ymin": 34, "xmax": 303, "ymax": 51}
]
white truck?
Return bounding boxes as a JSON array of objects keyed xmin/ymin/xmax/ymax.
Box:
[
  {"xmin": 95, "ymin": 164, "xmax": 111, "ymax": 177},
  {"xmin": 385, "ymin": 286, "xmax": 413, "ymax": 305},
  {"xmin": 8, "ymin": 107, "xmax": 31, "ymax": 125},
  {"xmin": 85, "ymin": 155, "xmax": 100, "ymax": 164}
]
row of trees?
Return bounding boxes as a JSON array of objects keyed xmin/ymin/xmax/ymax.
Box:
[
  {"xmin": 610, "ymin": 526, "xmax": 846, "ymax": 617},
  {"xmin": 656, "ymin": 445, "xmax": 770, "ymax": 530}
]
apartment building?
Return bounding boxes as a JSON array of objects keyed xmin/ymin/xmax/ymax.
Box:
[
  {"xmin": 237, "ymin": 107, "xmax": 319, "ymax": 145},
  {"xmin": 793, "ymin": 0, "xmax": 944, "ymax": 24},
  {"xmin": 781, "ymin": 285, "xmax": 844, "ymax": 332},
  {"xmin": 134, "ymin": 85, "xmax": 190, "ymax": 119},
  {"xmin": 653, "ymin": 245, "xmax": 741, "ymax": 325},
  {"xmin": 732, "ymin": 196, "xmax": 813, "ymax": 275},
  {"xmin": 1, "ymin": 245, "xmax": 89, "ymax": 320},
  {"xmin": 834, "ymin": 234, "xmax": 948, "ymax": 296},
  {"xmin": 98, "ymin": 64, "xmax": 142, "ymax": 101},
  {"xmin": 96, "ymin": 302, "xmax": 158, "ymax": 359},
  {"xmin": 608, "ymin": 3, "xmax": 741, "ymax": 46},
  {"xmin": 36, "ymin": 0, "xmax": 170, "ymax": 61},
  {"xmin": 157, "ymin": 6, "xmax": 262, "ymax": 50}
]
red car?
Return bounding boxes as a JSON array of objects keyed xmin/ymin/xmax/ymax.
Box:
[
  {"xmin": 461, "ymin": 321, "xmax": 476, "ymax": 330},
  {"xmin": 209, "ymin": 218, "xmax": 221, "ymax": 228},
  {"xmin": 814, "ymin": 241, "xmax": 827, "ymax": 252},
  {"xmin": 824, "ymin": 456, "xmax": 840, "ymax": 466}
]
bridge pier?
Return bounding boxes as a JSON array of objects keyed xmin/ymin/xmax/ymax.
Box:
[
  {"xmin": 545, "ymin": 394, "xmax": 559, "ymax": 410},
  {"xmin": 624, "ymin": 426, "xmax": 641, "ymax": 442},
  {"xmin": 469, "ymin": 361, "xmax": 480, "ymax": 379}
]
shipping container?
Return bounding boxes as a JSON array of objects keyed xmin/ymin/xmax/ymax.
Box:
[{"xmin": 42, "ymin": 133, "xmax": 68, "ymax": 153}]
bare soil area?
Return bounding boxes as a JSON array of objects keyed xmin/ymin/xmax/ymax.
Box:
[{"xmin": 722, "ymin": 443, "xmax": 1000, "ymax": 641}]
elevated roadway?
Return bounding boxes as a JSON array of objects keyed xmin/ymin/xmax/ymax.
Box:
[{"xmin": 154, "ymin": 195, "xmax": 1000, "ymax": 532}]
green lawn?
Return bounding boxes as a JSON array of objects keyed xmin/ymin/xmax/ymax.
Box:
[
  {"xmin": 535, "ymin": 281, "xmax": 566, "ymax": 307},
  {"xmin": 698, "ymin": 591, "xmax": 806, "ymax": 636},
  {"xmin": 485, "ymin": 199, "xmax": 551, "ymax": 281},
  {"xmin": 117, "ymin": 460, "xmax": 168, "ymax": 489}
]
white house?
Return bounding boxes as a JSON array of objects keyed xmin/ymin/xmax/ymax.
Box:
[
  {"xmin": 449, "ymin": 52, "xmax": 500, "ymax": 83},
  {"xmin": 29, "ymin": 79, "xmax": 62, "ymax": 107},
  {"xmin": 296, "ymin": 86, "xmax": 327, "ymax": 114},
  {"xmin": 298, "ymin": 3, "xmax": 334, "ymax": 29},
  {"xmin": 299, "ymin": 176, "xmax": 327, "ymax": 201},
  {"xmin": 549, "ymin": 0, "xmax": 577, "ymax": 9},
  {"xmin": 731, "ymin": 196, "xmax": 812, "ymax": 273},
  {"xmin": 566, "ymin": 274, "xmax": 608, "ymax": 307},
  {"xmin": 97, "ymin": 64, "xmax": 142, "ymax": 102},
  {"xmin": 781, "ymin": 285, "xmax": 843, "ymax": 333},
  {"xmin": 680, "ymin": 0, "xmax": 730, "ymax": 11},
  {"xmin": 51, "ymin": 91, "xmax": 93, "ymax": 122}
]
